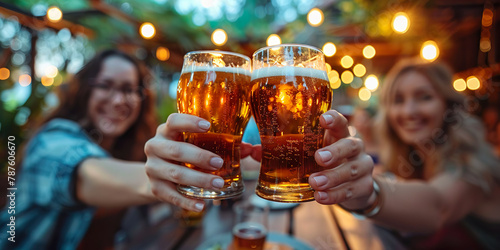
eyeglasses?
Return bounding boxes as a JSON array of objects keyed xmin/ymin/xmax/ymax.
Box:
[{"xmin": 90, "ymin": 82, "xmax": 144, "ymax": 101}]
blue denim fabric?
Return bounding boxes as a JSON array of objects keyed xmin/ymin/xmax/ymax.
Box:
[{"xmin": 0, "ymin": 119, "xmax": 109, "ymax": 250}]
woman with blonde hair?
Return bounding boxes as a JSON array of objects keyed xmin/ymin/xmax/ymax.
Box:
[{"xmin": 307, "ymin": 58, "xmax": 500, "ymax": 249}]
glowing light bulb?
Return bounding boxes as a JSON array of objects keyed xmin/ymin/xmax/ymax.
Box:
[
  {"xmin": 211, "ymin": 29, "xmax": 227, "ymax": 46},
  {"xmin": 392, "ymin": 12, "xmax": 410, "ymax": 33},
  {"xmin": 307, "ymin": 8, "xmax": 324, "ymax": 27},
  {"xmin": 140, "ymin": 22, "xmax": 156, "ymax": 39}
]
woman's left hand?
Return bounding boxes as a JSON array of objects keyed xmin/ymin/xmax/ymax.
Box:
[{"xmin": 309, "ymin": 110, "xmax": 375, "ymax": 209}]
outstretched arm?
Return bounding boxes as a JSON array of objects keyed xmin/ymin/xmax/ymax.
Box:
[{"xmin": 309, "ymin": 110, "xmax": 485, "ymax": 233}]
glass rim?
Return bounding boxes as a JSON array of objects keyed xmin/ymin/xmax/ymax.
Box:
[
  {"xmin": 252, "ymin": 43, "xmax": 323, "ymax": 57},
  {"xmin": 184, "ymin": 50, "xmax": 251, "ymax": 62}
]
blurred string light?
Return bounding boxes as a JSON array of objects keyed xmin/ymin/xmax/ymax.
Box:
[
  {"xmin": 363, "ymin": 45, "xmax": 376, "ymax": 59},
  {"xmin": 156, "ymin": 47, "xmax": 170, "ymax": 61},
  {"xmin": 453, "ymin": 78, "xmax": 466, "ymax": 92},
  {"xmin": 326, "ymin": 63, "xmax": 332, "ymax": 73},
  {"xmin": 140, "ymin": 22, "xmax": 156, "ymax": 39},
  {"xmin": 211, "ymin": 29, "xmax": 227, "ymax": 46},
  {"xmin": 340, "ymin": 56, "xmax": 353, "ymax": 68},
  {"xmin": 421, "ymin": 40, "xmax": 439, "ymax": 61},
  {"xmin": 0, "ymin": 68, "xmax": 10, "ymax": 80},
  {"xmin": 341, "ymin": 70, "xmax": 354, "ymax": 84},
  {"xmin": 359, "ymin": 87, "xmax": 371, "ymax": 101},
  {"xmin": 19, "ymin": 74, "xmax": 31, "ymax": 87},
  {"xmin": 364, "ymin": 75, "xmax": 379, "ymax": 91},
  {"xmin": 330, "ymin": 79, "xmax": 341, "ymax": 89},
  {"xmin": 392, "ymin": 12, "xmax": 410, "ymax": 34},
  {"xmin": 41, "ymin": 76, "xmax": 54, "ymax": 86},
  {"xmin": 45, "ymin": 65, "xmax": 58, "ymax": 78},
  {"xmin": 307, "ymin": 8, "xmax": 324, "ymax": 27},
  {"xmin": 47, "ymin": 6, "xmax": 62, "ymax": 23},
  {"xmin": 322, "ymin": 42, "xmax": 336, "ymax": 57},
  {"xmin": 328, "ymin": 70, "xmax": 339, "ymax": 83},
  {"xmin": 328, "ymin": 70, "xmax": 341, "ymax": 89},
  {"xmin": 482, "ymin": 8, "xmax": 493, "ymax": 27},
  {"xmin": 266, "ymin": 34, "xmax": 281, "ymax": 46},
  {"xmin": 353, "ymin": 64, "xmax": 366, "ymax": 77},
  {"xmin": 466, "ymin": 76, "xmax": 480, "ymax": 90}
]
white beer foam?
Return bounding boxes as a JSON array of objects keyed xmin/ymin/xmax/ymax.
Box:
[
  {"xmin": 182, "ymin": 65, "xmax": 251, "ymax": 76},
  {"xmin": 251, "ymin": 66, "xmax": 328, "ymax": 81}
]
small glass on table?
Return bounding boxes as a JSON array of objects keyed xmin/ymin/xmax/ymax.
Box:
[{"xmin": 231, "ymin": 201, "xmax": 269, "ymax": 250}]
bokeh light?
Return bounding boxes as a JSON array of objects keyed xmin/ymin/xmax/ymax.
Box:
[
  {"xmin": 359, "ymin": 87, "xmax": 371, "ymax": 101},
  {"xmin": 47, "ymin": 7, "xmax": 62, "ymax": 22},
  {"xmin": 392, "ymin": 12, "xmax": 410, "ymax": 33},
  {"xmin": 140, "ymin": 22, "xmax": 156, "ymax": 39},
  {"xmin": 421, "ymin": 40, "xmax": 439, "ymax": 61},
  {"xmin": 466, "ymin": 76, "xmax": 480, "ymax": 90},
  {"xmin": 453, "ymin": 78, "xmax": 466, "ymax": 92},
  {"xmin": 45, "ymin": 65, "xmax": 58, "ymax": 78},
  {"xmin": 307, "ymin": 8, "xmax": 324, "ymax": 27},
  {"xmin": 322, "ymin": 42, "xmax": 336, "ymax": 57},
  {"xmin": 363, "ymin": 45, "xmax": 376, "ymax": 59},
  {"xmin": 211, "ymin": 29, "xmax": 227, "ymax": 46},
  {"xmin": 156, "ymin": 47, "xmax": 170, "ymax": 61},
  {"xmin": 19, "ymin": 74, "xmax": 31, "ymax": 87},
  {"xmin": 353, "ymin": 64, "xmax": 366, "ymax": 77},
  {"xmin": 0, "ymin": 68, "xmax": 10, "ymax": 80},
  {"xmin": 340, "ymin": 56, "xmax": 354, "ymax": 68},
  {"xmin": 328, "ymin": 70, "xmax": 339, "ymax": 83},
  {"xmin": 341, "ymin": 70, "xmax": 354, "ymax": 84},
  {"xmin": 41, "ymin": 76, "xmax": 54, "ymax": 86},
  {"xmin": 266, "ymin": 34, "xmax": 281, "ymax": 46},
  {"xmin": 364, "ymin": 75, "xmax": 379, "ymax": 91}
]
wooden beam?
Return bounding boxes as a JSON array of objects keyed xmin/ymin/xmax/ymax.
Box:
[{"xmin": 0, "ymin": 3, "xmax": 95, "ymax": 38}]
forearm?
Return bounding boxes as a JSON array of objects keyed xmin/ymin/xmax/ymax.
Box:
[
  {"xmin": 77, "ymin": 158, "xmax": 157, "ymax": 208},
  {"xmin": 370, "ymin": 178, "xmax": 446, "ymax": 233}
]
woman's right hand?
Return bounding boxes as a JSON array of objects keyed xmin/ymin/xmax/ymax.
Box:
[{"xmin": 144, "ymin": 113, "xmax": 227, "ymax": 212}]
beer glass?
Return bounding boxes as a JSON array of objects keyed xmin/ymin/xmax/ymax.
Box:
[
  {"xmin": 232, "ymin": 201, "xmax": 269, "ymax": 250},
  {"xmin": 251, "ymin": 44, "xmax": 332, "ymax": 202},
  {"xmin": 177, "ymin": 51, "xmax": 252, "ymax": 199}
]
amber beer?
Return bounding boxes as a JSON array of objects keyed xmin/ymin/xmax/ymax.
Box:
[
  {"xmin": 252, "ymin": 63, "xmax": 332, "ymax": 202},
  {"xmin": 232, "ymin": 222, "xmax": 267, "ymax": 250},
  {"xmin": 177, "ymin": 51, "xmax": 252, "ymax": 199}
]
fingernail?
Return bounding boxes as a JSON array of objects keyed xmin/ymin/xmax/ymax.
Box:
[
  {"xmin": 318, "ymin": 191, "xmax": 327, "ymax": 200},
  {"xmin": 212, "ymin": 178, "xmax": 224, "ymax": 188},
  {"xmin": 198, "ymin": 120, "xmax": 211, "ymax": 130},
  {"xmin": 323, "ymin": 114, "xmax": 334, "ymax": 125},
  {"xmin": 194, "ymin": 203, "xmax": 204, "ymax": 212},
  {"xmin": 313, "ymin": 176, "xmax": 328, "ymax": 187},
  {"xmin": 210, "ymin": 157, "xmax": 224, "ymax": 169},
  {"xmin": 318, "ymin": 151, "xmax": 332, "ymax": 162}
]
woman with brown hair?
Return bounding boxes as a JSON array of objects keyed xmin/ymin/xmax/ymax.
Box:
[
  {"xmin": 308, "ymin": 58, "xmax": 500, "ymax": 249},
  {"xmin": 1, "ymin": 49, "xmax": 169, "ymax": 249}
]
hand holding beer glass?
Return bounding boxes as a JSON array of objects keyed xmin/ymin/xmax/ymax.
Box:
[
  {"xmin": 251, "ymin": 44, "xmax": 332, "ymax": 202},
  {"xmin": 177, "ymin": 51, "xmax": 252, "ymax": 199}
]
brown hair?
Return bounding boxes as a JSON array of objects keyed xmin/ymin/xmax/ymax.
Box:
[
  {"xmin": 44, "ymin": 49, "xmax": 157, "ymax": 161},
  {"xmin": 376, "ymin": 58, "xmax": 500, "ymax": 192}
]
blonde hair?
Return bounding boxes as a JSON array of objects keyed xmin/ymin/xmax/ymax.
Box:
[{"xmin": 376, "ymin": 58, "xmax": 500, "ymax": 193}]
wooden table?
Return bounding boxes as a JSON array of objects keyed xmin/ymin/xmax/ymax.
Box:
[{"xmin": 115, "ymin": 180, "xmax": 406, "ymax": 250}]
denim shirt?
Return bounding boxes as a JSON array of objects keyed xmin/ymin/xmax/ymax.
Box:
[{"xmin": 0, "ymin": 119, "xmax": 109, "ymax": 250}]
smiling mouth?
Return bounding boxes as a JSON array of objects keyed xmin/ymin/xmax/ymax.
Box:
[{"xmin": 400, "ymin": 120, "xmax": 426, "ymax": 131}]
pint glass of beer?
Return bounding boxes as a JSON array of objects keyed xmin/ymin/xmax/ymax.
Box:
[
  {"xmin": 251, "ymin": 44, "xmax": 332, "ymax": 202},
  {"xmin": 177, "ymin": 51, "xmax": 252, "ymax": 199}
]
